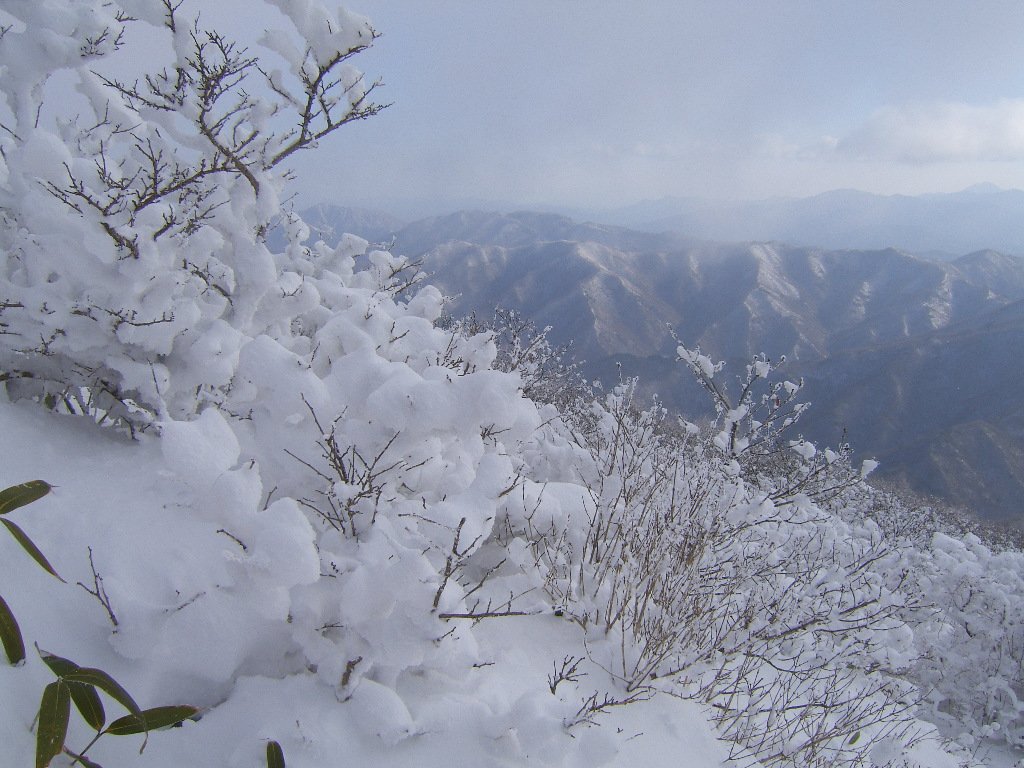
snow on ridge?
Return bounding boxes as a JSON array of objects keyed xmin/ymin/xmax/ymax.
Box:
[
  {"xmin": 924, "ymin": 272, "xmax": 954, "ymax": 328},
  {"xmin": 750, "ymin": 242, "xmax": 800, "ymax": 300},
  {"xmin": 850, "ymin": 279, "xmax": 873, "ymax": 321}
]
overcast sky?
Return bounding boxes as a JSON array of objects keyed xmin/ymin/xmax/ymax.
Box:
[{"xmin": 248, "ymin": 2, "xmax": 1024, "ymax": 214}]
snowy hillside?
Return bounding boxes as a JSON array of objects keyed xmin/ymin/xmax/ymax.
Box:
[
  {"xmin": 0, "ymin": 396, "xmax": 739, "ymax": 768},
  {"xmin": 2, "ymin": 3, "xmax": 1024, "ymax": 768},
  {"xmin": 0, "ymin": 262, "xmax": 1012, "ymax": 768}
]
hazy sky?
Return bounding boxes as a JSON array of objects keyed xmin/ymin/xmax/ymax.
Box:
[{"xmin": 181, "ymin": 2, "xmax": 1024, "ymax": 213}]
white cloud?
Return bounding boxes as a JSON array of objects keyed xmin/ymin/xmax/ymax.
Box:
[
  {"xmin": 836, "ymin": 99, "xmax": 1024, "ymax": 163},
  {"xmin": 758, "ymin": 133, "xmax": 839, "ymax": 161}
]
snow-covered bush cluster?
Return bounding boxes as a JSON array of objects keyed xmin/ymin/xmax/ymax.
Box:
[
  {"xmin": 0, "ymin": 0, "xmax": 384, "ymax": 428},
  {"xmin": 519, "ymin": 372, "xmax": 923, "ymax": 767},
  {"xmin": 2, "ymin": 2, "xmax": 1024, "ymax": 768},
  {"xmin": 441, "ymin": 307, "xmax": 593, "ymax": 420},
  {"xmin": 850, "ymin": 488, "xmax": 1024, "ymax": 752}
]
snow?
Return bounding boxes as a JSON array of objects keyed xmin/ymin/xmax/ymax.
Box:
[
  {"xmin": 790, "ymin": 439, "xmax": 817, "ymax": 461},
  {"xmin": 676, "ymin": 345, "xmax": 720, "ymax": 379},
  {"xmin": 860, "ymin": 458, "xmax": 880, "ymax": 478},
  {"xmin": 751, "ymin": 243, "xmax": 799, "ymax": 299},
  {"xmin": 0, "ymin": 395, "xmax": 740, "ymax": 768},
  {"xmin": 159, "ymin": 408, "xmax": 241, "ymax": 486}
]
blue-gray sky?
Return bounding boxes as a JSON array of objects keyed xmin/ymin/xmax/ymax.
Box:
[{"xmin": 236, "ymin": 2, "xmax": 1024, "ymax": 213}]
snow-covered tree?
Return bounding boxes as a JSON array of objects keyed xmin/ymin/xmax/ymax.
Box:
[{"xmin": 0, "ymin": 0, "xmax": 384, "ymax": 425}]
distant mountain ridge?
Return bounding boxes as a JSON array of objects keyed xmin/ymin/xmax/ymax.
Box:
[
  {"xmin": 598, "ymin": 186, "xmax": 1024, "ymax": 258},
  {"xmin": 391, "ymin": 209, "xmax": 694, "ymax": 254},
  {"xmin": 300, "ymin": 204, "xmax": 406, "ymax": 245},
  {"xmin": 300, "ymin": 204, "xmax": 1024, "ymax": 524}
]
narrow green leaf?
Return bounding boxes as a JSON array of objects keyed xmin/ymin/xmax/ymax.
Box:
[
  {"xmin": 39, "ymin": 650, "xmax": 80, "ymax": 678},
  {"xmin": 38, "ymin": 652, "xmax": 105, "ymax": 730},
  {"xmin": 37, "ymin": 649, "xmax": 106, "ymax": 729},
  {"xmin": 848, "ymin": 730, "xmax": 861, "ymax": 745},
  {"xmin": 0, "ymin": 480, "xmax": 51, "ymax": 515},
  {"xmin": 266, "ymin": 740, "xmax": 286, "ymax": 768},
  {"xmin": 0, "ymin": 592, "xmax": 25, "ymax": 665},
  {"xmin": 63, "ymin": 667, "xmax": 141, "ymax": 720},
  {"xmin": 67, "ymin": 682, "xmax": 106, "ymax": 732},
  {"xmin": 36, "ymin": 681, "xmax": 70, "ymax": 768},
  {"xmin": 106, "ymin": 705, "xmax": 198, "ymax": 735},
  {"xmin": 0, "ymin": 518, "xmax": 64, "ymax": 582},
  {"xmin": 63, "ymin": 667, "xmax": 148, "ymax": 751}
]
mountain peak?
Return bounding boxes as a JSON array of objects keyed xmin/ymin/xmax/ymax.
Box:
[{"xmin": 960, "ymin": 182, "xmax": 1004, "ymax": 195}]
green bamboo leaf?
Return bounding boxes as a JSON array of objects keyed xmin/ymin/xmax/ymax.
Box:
[
  {"xmin": 39, "ymin": 651, "xmax": 105, "ymax": 730},
  {"xmin": 0, "ymin": 518, "xmax": 64, "ymax": 582},
  {"xmin": 63, "ymin": 667, "xmax": 142, "ymax": 719},
  {"xmin": 266, "ymin": 740, "xmax": 286, "ymax": 768},
  {"xmin": 36, "ymin": 681, "xmax": 70, "ymax": 768},
  {"xmin": 39, "ymin": 649, "xmax": 79, "ymax": 677},
  {"xmin": 0, "ymin": 480, "xmax": 51, "ymax": 515},
  {"xmin": 68, "ymin": 681, "xmax": 106, "ymax": 732},
  {"xmin": 63, "ymin": 667, "xmax": 148, "ymax": 751},
  {"xmin": 106, "ymin": 705, "xmax": 198, "ymax": 735},
  {"xmin": 0, "ymin": 592, "xmax": 25, "ymax": 665}
]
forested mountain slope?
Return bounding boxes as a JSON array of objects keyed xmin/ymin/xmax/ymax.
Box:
[{"xmin": 307, "ymin": 207, "xmax": 1024, "ymax": 522}]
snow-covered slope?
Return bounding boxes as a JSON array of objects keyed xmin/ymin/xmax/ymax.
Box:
[{"xmin": 0, "ymin": 394, "xmax": 738, "ymax": 767}]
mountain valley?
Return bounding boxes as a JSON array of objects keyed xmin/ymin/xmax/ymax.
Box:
[{"xmin": 298, "ymin": 205, "xmax": 1024, "ymax": 523}]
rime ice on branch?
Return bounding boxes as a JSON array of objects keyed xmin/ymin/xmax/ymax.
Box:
[{"xmin": 0, "ymin": 0, "xmax": 385, "ymax": 424}]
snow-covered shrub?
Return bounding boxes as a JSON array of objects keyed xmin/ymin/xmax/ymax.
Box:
[
  {"xmin": 0, "ymin": 3, "xmax": 631, "ymax": 763},
  {"xmin": 504, "ymin": 356, "xmax": 927, "ymax": 766},
  {"xmin": 443, "ymin": 307, "xmax": 595, "ymax": 425},
  {"xmin": 911, "ymin": 533, "xmax": 1024, "ymax": 746},
  {"xmin": 851, "ymin": 488, "xmax": 1024, "ymax": 750},
  {"xmin": 675, "ymin": 341, "xmax": 874, "ymax": 503},
  {"xmin": 667, "ymin": 347, "xmax": 928, "ymax": 766},
  {"xmin": 129, "ymin": 220, "xmax": 559, "ymax": 708},
  {"xmin": 862, "ymin": 484, "xmax": 1023, "ymax": 552},
  {"xmin": 0, "ymin": 0, "xmax": 384, "ymax": 426},
  {"xmin": 675, "ymin": 343, "xmax": 806, "ymax": 459}
]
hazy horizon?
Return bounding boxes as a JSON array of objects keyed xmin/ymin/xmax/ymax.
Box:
[
  {"xmin": 70, "ymin": 0, "xmax": 1024, "ymax": 215},
  {"xmin": 278, "ymin": 1, "xmax": 1024, "ymax": 214},
  {"xmin": 300, "ymin": 182, "xmax": 1024, "ymax": 222}
]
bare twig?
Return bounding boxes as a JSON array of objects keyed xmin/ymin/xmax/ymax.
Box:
[{"xmin": 77, "ymin": 547, "xmax": 118, "ymax": 628}]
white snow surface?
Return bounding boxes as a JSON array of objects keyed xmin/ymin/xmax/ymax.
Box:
[{"xmin": 0, "ymin": 396, "xmax": 735, "ymax": 768}]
